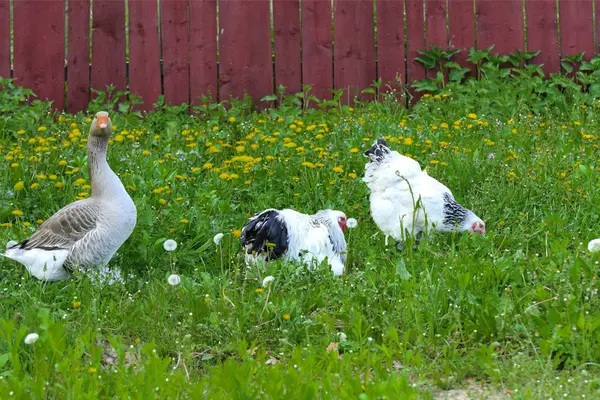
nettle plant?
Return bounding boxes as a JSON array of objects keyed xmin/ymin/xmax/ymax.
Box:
[{"xmin": 412, "ymin": 45, "xmax": 600, "ymax": 117}]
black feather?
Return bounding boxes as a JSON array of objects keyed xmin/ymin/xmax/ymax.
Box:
[
  {"xmin": 241, "ymin": 210, "xmax": 289, "ymax": 261},
  {"xmin": 364, "ymin": 138, "xmax": 390, "ymax": 162},
  {"xmin": 441, "ymin": 192, "xmax": 470, "ymax": 228}
]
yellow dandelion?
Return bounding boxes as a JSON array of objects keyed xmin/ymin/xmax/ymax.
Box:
[
  {"xmin": 12, "ymin": 210, "xmax": 24, "ymax": 216},
  {"xmin": 30, "ymin": 183, "xmax": 40, "ymax": 189},
  {"xmin": 14, "ymin": 181, "xmax": 24, "ymax": 191},
  {"xmin": 58, "ymin": 160, "xmax": 67, "ymax": 166},
  {"xmin": 37, "ymin": 126, "xmax": 47, "ymax": 132},
  {"xmin": 55, "ymin": 182, "xmax": 64, "ymax": 188},
  {"xmin": 256, "ymin": 288, "xmax": 265, "ymax": 294},
  {"xmin": 228, "ymin": 116, "xmax": 236, "ymax": 122},
  {"xmin": 349, "ymin": 147, "xmax": 359, "ymax": 153},
  {"xmin": 180, "ymin": 218, "xmax": 189, "ymax": 224},
  {"xmin": 73, "ymin": 301, "xmax": 81, "ymax": 309},
  {"xmin": 332, "ymin": 166, "xmax": 344, "ymax": 173},
  {"xmin": 467, "ymin": 113, "xmax": 477, "ymax": 119},
  {"xmin": 283, "ymin": 314, "xmax": 291, "ymax": 321},
  {"xmin": 232, "ymin": 229, "xmax": 242, "ymax": 238},
  {"xmin": 348, "ymin": 173, "xmax": 358, "ymax": 179}
]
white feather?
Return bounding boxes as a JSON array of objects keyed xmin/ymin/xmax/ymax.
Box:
[{"xmin": 4, "ymin": 248, "xmax": 70, "ymax": 281}]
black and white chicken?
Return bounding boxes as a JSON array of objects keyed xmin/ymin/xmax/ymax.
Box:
[
  {"xmin": 363, "ymin": 139, "xmax": 485, "ymax": 248},
  {"xmin": 241, "ymin": 208, "xmax": 348, "ymax": 275}
]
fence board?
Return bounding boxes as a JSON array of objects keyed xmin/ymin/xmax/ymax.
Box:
[
  {"xmin": 476, "ymin": 0, "xmax": 524, "ymax": 53},
  {"xmin": 13, "ymin": 0, "xmax": 65, "ymax": 109},
  {"xmin": 301, "ymin": 0, "xmax": 333, "ymax": 99},
  {"xmin": 273, "ymin": 0, "xmax": 301, "ymax": 95},
  {"xmin": 376, "ymin": 0, "xmax": 405, "ymax": 93},
  {"xmin": 129, "ymin": 0, "xmax": 161, "ymax": 110},
  {"xmin": 426, "ymin": 0, "xmax": 448, "ymax": 48},
  {"xmin": 91, "ymin": 0, "xmax": 126, "ymax": 93},
  {"xmin": 334, "ymin": 0, "xmax": 376, "ymax": 103},
  {"xmin": 526, "ymin": 0, "xmax": 559, "ymax": 75},
  {"xmin": 406, "ymin": 0, "xmax": 426, "ymax": 98},
  {"xmin": 189, "ymin": 0, "xmax": 217, "ymax": 104},
  {"xmin": 161, "ymin": 0, "xmax": 189, "ymax": 105},
  {"xmin": 597, "ymin": 0, "xmax": 600, "ymax": 55},
  {"xmin": 67, "ymin": 0, "xmax": 91, "ymax": 113},
  {"xmin": 219, "ymin": 0, "xmax": 272, "ymax": 103},
  {"xmin": 447, "ymin": 0, "xmax": 475, "ymax": 70},
  {"xmin": 559, "ymin": 0, "xmax": 594, "ymax": 60},
  {"xmin": 0, "ymin": 0, "xmax": 8, "ymax": 78}
]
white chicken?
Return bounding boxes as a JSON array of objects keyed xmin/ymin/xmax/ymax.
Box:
[
  {"xmin": 240, "ymin": 208, "xmax": 348, "ymax": 276},
  {"xmin": 363, "ymin": 139, "xmax": 485, "ymax": 248}
]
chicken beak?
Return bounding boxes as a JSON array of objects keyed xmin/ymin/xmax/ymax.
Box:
[{"xmin": 97, "ymin": 115, "xmax": 109, "ymax": 129}]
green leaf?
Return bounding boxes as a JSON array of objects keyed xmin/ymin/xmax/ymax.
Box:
[
  {"xmin": 0, "ymin": 353, "xmax": 8, "ymax": 368},
  {"xmin": 396, "ymin": 259, "xmax": 412, "ymax": 280},
  {"xmin": 260, "ymin": 94, "xmax": 277, "ymax": 102}
]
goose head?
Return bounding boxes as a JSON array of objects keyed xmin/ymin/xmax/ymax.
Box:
[{"xmin": 89, "ymin": 111, "xmax": 113, "ymax": 138}]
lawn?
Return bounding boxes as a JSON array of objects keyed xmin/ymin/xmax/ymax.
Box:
[{"xmin": 1, "ymin": 57, "xmax": 600, "ymax": 398}]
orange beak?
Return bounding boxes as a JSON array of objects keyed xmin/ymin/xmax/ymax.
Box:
[{"xmin": 97, "ymin": 115, "xmax": 109, "ymax": 129}]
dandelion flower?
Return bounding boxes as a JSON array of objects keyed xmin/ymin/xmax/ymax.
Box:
[
  {"xmin": 11, "ymin": 210, "xmax": 23, "ymax": 216},
  {"xmin": 232, "ymin": 229, "xmax": 242, "ymax": 238},
  {"xmin": 347, "ymin": 218, "xmax": 358, "ymax": 229},
  {"xmin": 283, "ymin": 313, "xmax": 291, "ymax": 320},
  {"xmin": 168, "ymin": 274, "xmax": 181, "ymax": 286},
  {"xmin": 14, "ymin": 181, "xmax": 24, "ymax": 191},
  {"xmin": 163, "ymin": 239, "xmax": 178, "ymax": 252},
  {"xmin": 213, "ymin": 233, "xmax": 224, "ymax": 245},
  {"xmin": 262, "ymin": 275, "xmax": 275, "ymax": 288},
  {"xmin": 24, "ymin": 333, "xmax": 39, "ymax": 344},
  {"xmin": 72, "ymin": 301, "xmax": 81, "ymax": 309},
  {"xmin": 588, "ymin": 239, "xmax": 600, "ymax": 253}
]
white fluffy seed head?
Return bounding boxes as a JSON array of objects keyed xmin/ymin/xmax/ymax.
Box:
[
  {"xmin": 588, "ymin": 239, "xmax": 600, "ymax": 253},
  {"xmin": 346, "ymin": 218, "xmax": 358, "ymax": 229},
  {"xmin": 163, "ymin": 239, "xmax": 178, "ymax": 252},
  {"xmin": 24, "ymin": 333, "xmax": 39, "ymax": 345},
  {"xmin": 213, "ymin": 233, "xmax": 224, "ymax": 245},
  {"xmin": 262, "ymin": 275, "xmax": 275, "ymax": 288},
  {"xmin": 167, "ymin": 274, "xmax": 181, "ymax": 286}
]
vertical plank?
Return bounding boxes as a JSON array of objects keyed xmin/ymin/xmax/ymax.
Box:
[
  {"xmin": 447, "ymin": 0, "xmax": 475, "ymax": 69},
  {"xmin": 334, "ymin": 0, "xmax": 376, "ymax": 103},
  {"xmin": 219, "ymin": 0, "xmax": 272, "ymax": 103},
  {"xmin": 596, "ymin": 0, "xmax": 600, "ymax": 54},
  {"xmin": 526, "ymin": 0, "xmax": 559, "ymax": 75},
  {"xmin": 273, "ymin": 0, "xmax": 301, "ymax": 95},
  {"xmin": 426, "ymin": 0, "xmax": 448, "ymax": 48},
  {"xmin": 0, "ymin": 0, "xmax": 9, "ymax": 78},
  {"xmin": 406, "ymin": 0, "xmax": 426, "ymax": 98},
  {"xmin": 476, "ymin": 0, "xmax": 524, "ymax": 54},
  {"xmin": 161, "ymin": 0, "xmax": 189, "ymax": 105},
  {"xmin": 129, "ymin": 0, "xmax": 161, "ymax": 110},
  {"xmin": 376, "ymin": 0, "xmax": 405, "ymax": 93},
  {"xmin": 67, "ymin": 0, "xmax": 91, "ymax": 113},
  {"xmin": 559, "ymin": 0, "xmax": 594, "ymax": 60},
  {"xmin": 189, "ymin": 0, "xmax": 217, "ymax": 103},
  {"xmin": 301, "ymin": 0, "xmax": 333, "ymax": 100},
  {"xmin": 91, "ymin": 0, "xmax": 127, "ymax": 93},
  {"xmin": 13, "ymin": 0, "xmax": 65, "ymax": 109}
]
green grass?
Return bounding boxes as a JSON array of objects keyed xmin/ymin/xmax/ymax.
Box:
[{"xmin": 1, "ymin": 75, "xmax": 600, "ymax": 398}]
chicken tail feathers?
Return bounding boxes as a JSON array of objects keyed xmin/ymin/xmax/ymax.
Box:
[
  {"xmin": 364, "ymin": 138, "xmax": 390, "ymax": 162},
  {"xmin": 241, "ymin": 210, "xmax": 289, "ymax": 261}
]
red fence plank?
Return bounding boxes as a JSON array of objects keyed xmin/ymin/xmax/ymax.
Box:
[
  {"xmin": 448, "ymin": 0, "xmax": 475, "ymax": 69},
  {"xmin": 476, "ymin": 0, "xmax": 524, "ymax": 53},
  {"xmin": 91, "ymin": 0, "xmax": 126, "ymax": 93},
  {"xmin": 596, "ymin": 0, "xmax": 600, "ymax": 54},
  {"xmin": 13, "ymin": 0, "xmax": 65, "ymax": 109},
  {"xmin": 526, "ymin": 0, "xmax": 559, "ymax": 75},
  {"xmin": 301, "ymin": 0, "xmax": 333, "ymax": 100},
  {"xmin": 559, "ymin": 0, "xmax": 594, "ymax": 60},
  {"xmin": 273, "ymin": 0, "xmax": 301, "ymax": 95},
  {"xmin": 376, "ymin": 0, "xmax": 405, "ymax": 93},
  {"xmin": 219, "ymin": 0, "xmax": 272, "ymax": 103},
  {"xmin": 0, "ymin": 0, "xmax": 9, "ymax": 78},
  {"xmin": 334, "ymin": 0, "xmax": 376, "ymax": 103},
  {"xmin": 67, "ymin": 0, "xmax": 91, "ymax": 113},
  {"xmin": 161, "ymin": 0, "xmax": 189, "ymax": 105},
  {"xmin": 406, "ymin": 0, "xmax": 426, "ymax": 99},
  {"xmin": 129, "ymin": 0, "xmax": 161, "ymax": 110},
  {"xmin": 426, "ymin": 0, "xmax": 448, "ymax": 48},
  {"xmin": 190, "ymin": 0, "xmax": 217, "ymax": 104}
]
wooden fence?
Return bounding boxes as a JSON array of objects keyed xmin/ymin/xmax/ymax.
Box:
[{"xmin": 0, "ymin": 0, "xmax": 598, "ymax": 112}]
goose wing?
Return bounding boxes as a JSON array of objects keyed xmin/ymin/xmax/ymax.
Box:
[{"xmin": 13, "ymin": 200, "xmax": 101, "ymax": 251}]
